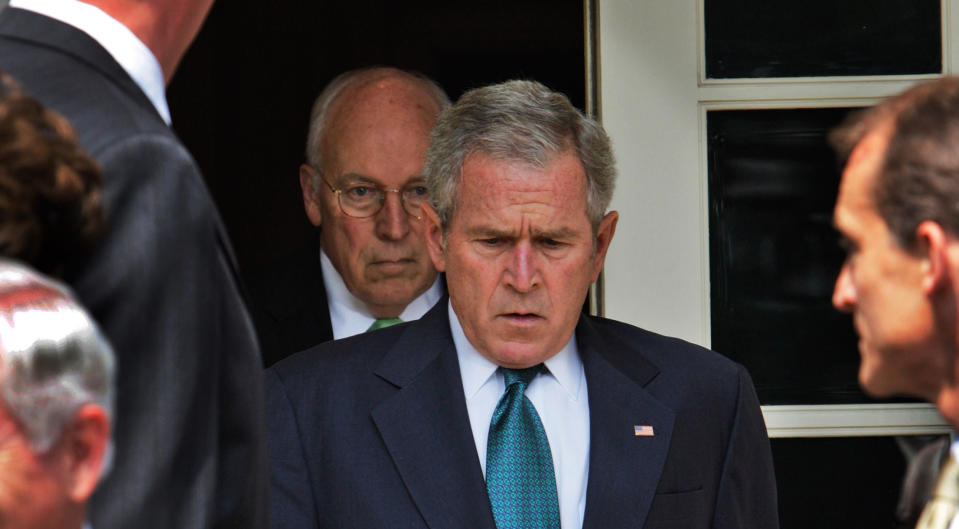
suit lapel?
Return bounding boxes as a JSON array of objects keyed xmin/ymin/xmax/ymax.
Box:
[
  {"xmin": 371, "ymin": 302, "xmax": 496, "ymax": 529},
  {"xmin": 0, "ymin": 7, "xmax": 163, "ymax": 123},
  {"xmin": 577, "ymin": 317, "xmax": 676, "ymax": 529}
]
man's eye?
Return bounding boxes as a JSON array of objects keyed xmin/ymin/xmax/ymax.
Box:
[
  {"xmin": 407, "ymin": 185, "xmax": 429, "ymax": 197},
  {"xmin": 346, "ymin": 186, "xmax": 376, "ymax": 200},
  {"xmin": 481, "ymin": 238, "xmax": 501, "ymax": 246},
  {"xmin": 540, "ymin": 238, "xmax": 561, "ymax": 248}
]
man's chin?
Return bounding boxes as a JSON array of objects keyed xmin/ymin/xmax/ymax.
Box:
[
  {"xmin": 366, "ymin": 260, "xmax": 420, "ymax": 278},
  {"xmin": 858, "ymin": 365, "xmax": 924, "ymax": 400},
  {"xmin": 355, "ymin": 280, "xmax": 434, "ymax": 309},
  {"xmin": 858, "ymin": 359, "xmax": 893, "ymax": 398}
]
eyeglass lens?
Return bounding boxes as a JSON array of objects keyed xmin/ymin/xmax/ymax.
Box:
[{"xmin": 336, "ymin": 181, "xmax": 429, "ymax": 218}]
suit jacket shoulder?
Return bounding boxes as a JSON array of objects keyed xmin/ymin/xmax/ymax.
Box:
[{"xmin": 575, "ymin": 315, "xmax": 779, "ymax": 529}]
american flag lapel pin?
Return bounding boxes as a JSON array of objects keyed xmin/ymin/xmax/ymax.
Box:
[{"xmin": 634, "ymin": 424, "xmax": 655, "ymax": 437}]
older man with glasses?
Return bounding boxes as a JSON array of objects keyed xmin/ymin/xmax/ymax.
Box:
[{"xmin": 247, "ymin": 67, "xmax": 450, "ymax": 367}]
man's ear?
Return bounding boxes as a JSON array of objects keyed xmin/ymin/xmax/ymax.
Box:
[
  {"xmin": 421, "ymin": 203, "xmax": 447, "ymax": 273},
  {"xmin": 54, "ymin": 404, "xmax": 110, "ymax": 503},
  {"xmin": 916, "ymin": 220, "xmax": 951, "ymax": 294},
  {"xmin": 300, "ymin": 164, "xmax": 323, "ymax": 228},
  {"xmin": 590, "ymin": 211, "xmax": 619, "ymax": 281}
]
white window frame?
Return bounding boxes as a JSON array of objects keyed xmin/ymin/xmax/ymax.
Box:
[{"xmin": 595, "ymin": 0, "xmax": 956, "ymax": 437}]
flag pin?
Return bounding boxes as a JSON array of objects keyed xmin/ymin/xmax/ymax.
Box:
[{"xmin": 634, "ymin": 424, "xmax": 654, "ymax": 437}]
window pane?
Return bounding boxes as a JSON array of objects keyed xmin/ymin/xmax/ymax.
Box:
[
  {"xmin": 705, "ymin": 0, "xmax": 941, "ymax": 79},
  {"xmin": 708, "ymin": 107, "xmax": 868, "ymax": 404}
]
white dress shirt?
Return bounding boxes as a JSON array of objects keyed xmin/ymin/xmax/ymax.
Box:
[
  {"xmin": 451, "ymin": 301, "xmax": 590, "ymax": 529},
  {"xmin": 321, "ymin": 249, "xmax": 442, "ymax": 339},
  {"xmin": 9, "ymin": 0, "xmax": 171, "ymax": 124}
]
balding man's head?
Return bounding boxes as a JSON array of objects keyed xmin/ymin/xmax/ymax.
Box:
[{"xmin": 298, "ymin": 68, "xmax": 449, "ymax": 317}]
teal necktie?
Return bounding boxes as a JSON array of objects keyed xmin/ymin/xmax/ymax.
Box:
[
  {"xmin": 367, "ymin": 317, "xmax": 402, "ymax": 331},
  {"xmin": 486, "ymin": 365, "xmax": 561, "ymax": 529}
]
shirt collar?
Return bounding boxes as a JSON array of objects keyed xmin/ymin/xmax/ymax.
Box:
[
  {"xmin": 10, "ymin": 0, "xmax": 171, "ymax": 125},
  {"xmin": 320, "ymin": 247, "xmax": 442, "ymax": 339},
  {"xmin": 450, "ymin": 300, "xmax": 583, "ymax": 400}
]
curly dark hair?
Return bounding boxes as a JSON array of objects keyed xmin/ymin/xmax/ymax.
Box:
[{"xmin": 0, "ymin": 72, "xmax": 103, "ymax": 275}]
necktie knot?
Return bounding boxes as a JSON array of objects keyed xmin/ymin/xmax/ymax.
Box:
[
  {"xmin": 367, "ymin": 317, "xmax": 403, "ymax": 332},
  {"xmin": 500, "ymin": 364, "xmax": 542, "ymax": 391}
]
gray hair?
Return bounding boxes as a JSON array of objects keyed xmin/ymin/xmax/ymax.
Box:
[
  {"xmin": 0, "ymin": 260, "xmax": 114, "ymax": 453},
  {"xmin": 424, "ymin": 79, "xmax": 616, "ymax": 230},
  {"xmin": 304, "ymin": 67, "xmax": 451, "ymax": 183}
]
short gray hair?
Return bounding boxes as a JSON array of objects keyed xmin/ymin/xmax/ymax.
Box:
[
  {"xmin": 304, "ymin": 67, "xmax": 451, "ymax": 176},
  {"xmin": 0, "ymin": 260, "xmax": 114, "ymax": 453},
  {"xmin": 424, "ymin": 79, "xmax": 616, "ymax": 230}
]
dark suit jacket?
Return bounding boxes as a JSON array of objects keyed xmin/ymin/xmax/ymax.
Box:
[
  {"xmin": 0, "ymin": 8, "xmax": 267, "ymax": 529},
  {"xmin": 267, "ymin": 299, "xmax": 779, "ymax": 528},
  {"xmin": 246, "ymin": 236, "xmax": 334, "ymax": 368}
]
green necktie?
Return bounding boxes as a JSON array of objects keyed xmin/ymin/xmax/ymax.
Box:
[
  {"xmin": 367, "ymin": 317, "xmax": 403, "ymax": 331},
  {"xmin": 486, "ymin": 365, "xmax": 561, "ymax": 529},
  {"xmin": 916, "ymin": 455, "xmax": 959, "ymax": 529}
]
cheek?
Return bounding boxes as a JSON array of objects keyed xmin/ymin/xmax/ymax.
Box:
[
  {"xmin": 331, "ymin": 222, "xmax": 376, "ymax": 260},
  {"xmin": 446, "ymin": 253, "xmax": 497, "ymax": 300}
]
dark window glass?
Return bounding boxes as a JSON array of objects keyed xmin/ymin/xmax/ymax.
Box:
[
  {"xmin": 705, "ymin": 0, "xmax": 941, "ymax": 79},
  {"xmin": 708, "ymin": 107, "xmax": 871, "ymax": 404},
  {"xmin": 773, "ymin": 436, "xmax": 920, "ymax": 527}
]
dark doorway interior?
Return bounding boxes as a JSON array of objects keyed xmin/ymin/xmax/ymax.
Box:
[{"xmin": 167, "ymin": 0, "xmax": 586, "ymax": 277}]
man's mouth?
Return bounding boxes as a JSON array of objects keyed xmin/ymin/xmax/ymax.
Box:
[
  {"xmin": 370, "ymin": 258, "xmax": 414, "ymax": 267},
  {"xmin": 499, "ymin": 312, "xmax": 544, "ymax": 326}
]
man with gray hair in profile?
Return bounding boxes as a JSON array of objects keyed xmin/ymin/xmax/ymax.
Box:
[
  {"xmin": 0, "ymin": 259, "xmax": 114, "ymax": 529},
  {"xmin": 267, "ymin": 79, "xmax": 778, "ymax": 528},
  {"xmin": 248, "ymin": 67, "xmax": 450, "ymax": 367}
]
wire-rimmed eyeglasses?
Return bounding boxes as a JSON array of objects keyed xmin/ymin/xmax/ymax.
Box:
[{"xmin": 319, "ymin": 174, "xmax": 430, "ymax": 219}]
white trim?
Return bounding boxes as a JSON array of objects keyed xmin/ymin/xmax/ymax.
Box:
[
  {"xmin": 698, "ymin": 80, "xmax": 928, "ymax": 103},
  {"xmin": 943, "ymin": 0, "xmax": 952, "ymax": 74},
  {"xmin": 695, "ymin": 100, "xmax": 711, "ymax": 346},
  {"xmin": 701, "ymin": 74, "xmax": 942, "ymax": 86},
  {"xmin": 762, "ymin": 404, "xmax": 951, "ymax": 438},
  {"xmin": 702, "ymin": 99, "xmax": 873, "ymax": 112}
]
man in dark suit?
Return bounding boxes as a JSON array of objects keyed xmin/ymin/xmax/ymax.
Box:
[
  {"xmin": 0, "ymin": 2, "xmax": 266, "ymax": 528},
  {"xmin": 249, "ymin": 67, "xmax": 449, "ymax": 367},
  {"xmin": 267, "ymin": 80, "xmax": 778, "ymax": 528},
  {"xmin": 830, "ymin": 77, "xmax": 959, "ymax": 528}
]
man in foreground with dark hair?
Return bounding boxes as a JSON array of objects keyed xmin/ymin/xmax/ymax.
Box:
[
  {"xmin": 831, "ymin": 76, "xmax": 959, "ymax": 528},
  {"xmin": 0, "ymin": 2, "xmax": 266, "ymax": 528},
  {"xmin": 0, "ymin": 259, "xmax": 114, "ymax": 529},
  {"xmin": 267, "ymin": 79, "xmax": 778, "ymax": 528}
]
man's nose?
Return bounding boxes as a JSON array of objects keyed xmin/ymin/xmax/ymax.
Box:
[
  {"xmin": 504, "ymin": 242, "xmax": 540, "ymax": 292},
  {"xmin": 832, "ymin": 263, "xmax": 856, "ymax": 313},
  {"xmin": 375, "ymin": 190, "xmax": 410, "ymax": 240}
]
